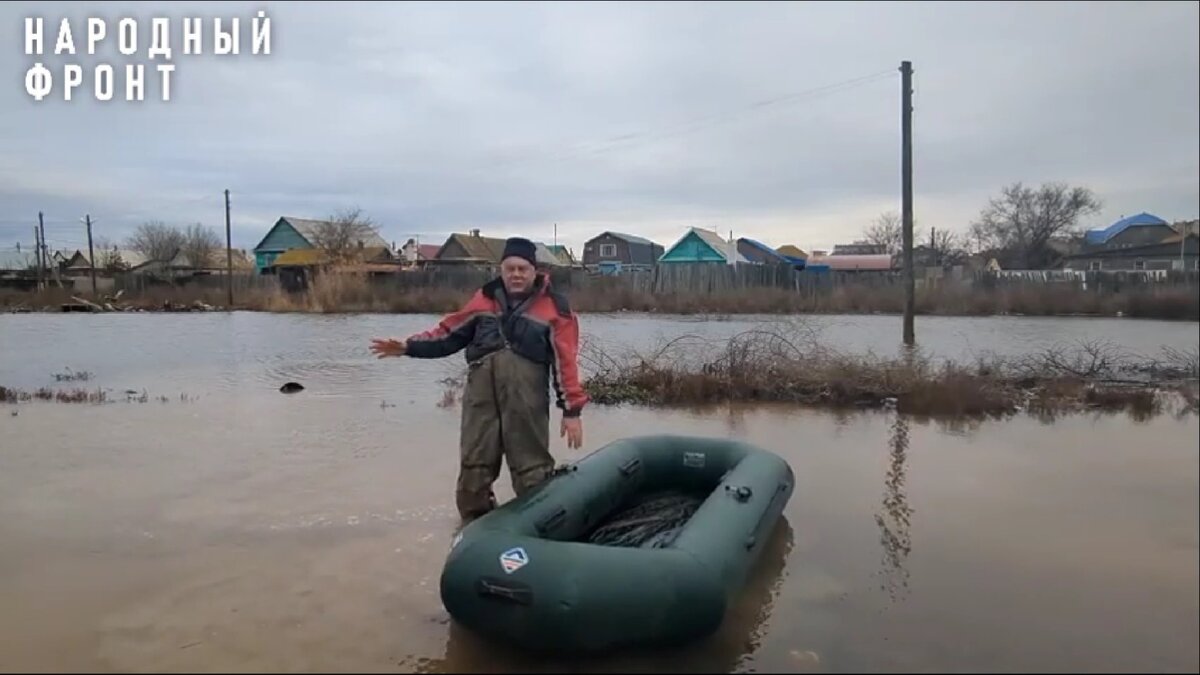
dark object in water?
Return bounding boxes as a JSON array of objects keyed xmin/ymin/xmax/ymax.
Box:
[
  {"xmin": 439, "ymin": 434, "xmax": 794, "ymax": 654},
  {"xmin": 279, "ymin": 382, "xmax": 304, "ymax": 393}
]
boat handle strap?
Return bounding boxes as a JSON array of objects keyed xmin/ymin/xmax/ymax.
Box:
[
  {"xmin": 619, "ymin": 457, "xmax": 642, "ymax": 477},
  {"xmin": 476, "ymin": 578, "xmax": 534, "ymax": 606},
  {"xmin": 535, "ymin": 506, "xmax": 568, "ymax": 536}
]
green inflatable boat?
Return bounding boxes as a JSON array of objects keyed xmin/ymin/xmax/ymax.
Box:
[{"xmin": 438, "ymin": 434, "xmax": 795, "ymax": 654}]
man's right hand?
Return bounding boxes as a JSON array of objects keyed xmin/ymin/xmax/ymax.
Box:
[{"xmin": 370, "ymin": 338, "xmax": 407, "ymax": 358}]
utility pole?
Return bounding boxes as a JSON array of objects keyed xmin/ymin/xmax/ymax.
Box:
[
  {"xmin": 34, "ymin": 225, "xmax": 43, "ymax": 290},
  {"xmin": 900, "ymin": 60, "xmax": 915, "ymax": 347},
  {"xmin": 1180, "ymin": 222, "xmax": 1188, "ymax": 280},
  {"xmin": 225, "ymin": 188, "xmax": 233, "ymax": 308},
  {"xmin": 38, "ymin": 211, "xmax": 47, "ymax": 283},
  {"xmin": 85, "ymin": 213, "xmax": 96, "ymax": 295}
]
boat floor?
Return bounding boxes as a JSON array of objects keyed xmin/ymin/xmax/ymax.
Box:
[{"xmin": 583, "ymin": 490, "xmax": 705, "ymax": 549}]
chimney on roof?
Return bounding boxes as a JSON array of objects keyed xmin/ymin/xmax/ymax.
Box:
[{"xmin": 470, "ymin": 228, "xmax": 481, "ymax": 237}]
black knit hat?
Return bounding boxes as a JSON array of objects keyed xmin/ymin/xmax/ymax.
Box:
[{"xmin": 501, "ymin": 237, "xmax": 538, "ymax": 267}]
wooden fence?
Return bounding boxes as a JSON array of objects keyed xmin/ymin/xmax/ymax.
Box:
[
  {"xmin": 972, "ymin": 269, "xmax": 1199, "ymax": 292},
  {"xmin": 364, "ymin": 264, "xmax": 1197, "ymax": 295},
  {"xmin": 112, "ymin": 271, "xmax": 278, "ymax": 294},
  {"xmin": 90, "ymin": 263, "xmax": 1200, "ymax": 299},
  {"xmin": 363, "ymin": 263, "xmax": 911, "ymax": 295}
]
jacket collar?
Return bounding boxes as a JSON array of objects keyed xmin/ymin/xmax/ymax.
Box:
[{"xmin": 483, "ymin": 273, "xmax": 548, "ymax": 302}]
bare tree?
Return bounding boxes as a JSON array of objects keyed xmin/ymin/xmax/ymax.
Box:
[
  {"xmin": 91, "ymin": 237, "xmax": 127, "ymax": 270},
  {"xmin": 308, "ymin": 207, "xmax": 382, "ymax": 263},
  {"xmin": 864, "ymin": 211, "xmax": 925, "ymax": 256},
  {"xmin": 968, "ymin": 182, "xmax": 1101, "ymax": 269},
  {"xmin": 125, "ymin": 221, "xmax": 186, "ymax": 263},
  {"xmin": 180, "ymin": 223, "xmax": 222, "ymax": 269},
  {"xmin": 926, "ymin": 228, "xmax": 970, "ymax": 266}
]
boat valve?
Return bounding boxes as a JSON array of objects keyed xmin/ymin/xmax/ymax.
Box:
[{"xmin": 725, "ymin": 485, "xmax": 753, "ymax": 502}]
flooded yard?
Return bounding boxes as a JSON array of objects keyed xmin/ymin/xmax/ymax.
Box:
[{"xmin": 1, "ymin": 312, "xmax": 1197, "ymax": 673}]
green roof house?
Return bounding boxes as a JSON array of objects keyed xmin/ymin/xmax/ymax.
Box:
[
  {"xmin": 658, "ymin": 227, "xmax": 748, "ymax": 264},
  {"xmin": 252, "ymin": 216, "xmax": 390, "ymax": 272}
]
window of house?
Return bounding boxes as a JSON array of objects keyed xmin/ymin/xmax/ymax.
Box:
[
  {"xmin": 599, "ymin": 244, "xmax": 617, "ymax": 258},
  {"xmin": 1089, "ymin": 260, "xmax": 1101, "ymax": 271},
  {"xmin": 1134, "ymin": 259, "xmax": 1145, "ymax": 270}
]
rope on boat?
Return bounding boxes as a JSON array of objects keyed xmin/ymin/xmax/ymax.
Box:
[{"xmin": 586, "ymin": 492, "xmax": 704, "ymax": 548}]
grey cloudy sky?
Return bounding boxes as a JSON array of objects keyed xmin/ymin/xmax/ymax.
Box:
[{"xmin": 2, "ymin": 0, "xmax": 1197, "ymax": 257}]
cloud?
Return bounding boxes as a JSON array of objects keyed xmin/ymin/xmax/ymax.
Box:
[{"xmin": 1, "ymin": 0, "xmax": 1196, "ymax": 256}]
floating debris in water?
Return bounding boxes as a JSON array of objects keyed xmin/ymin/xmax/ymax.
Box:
[{"xmin": 280, "ymin": 382, "xmax": 305, "ymax": 394}]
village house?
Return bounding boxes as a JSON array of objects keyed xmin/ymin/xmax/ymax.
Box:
[
  {"xmin": 1064, "ymin": 212, "xmax": 1198, "ymax": 271},
  {"xmin": 546, "ymin": 245, "xmax": 580, "ymax": 267},
  {"xmin": 1082, "ymin": 212, "xmax": 1177, "ymax": 250},
  {"xmin": 69, "ymin": 245, "xmax": 255, "ymax": 281},
  {"xmin": 831, "ymin": 241, "xmax": 888, "ymax": 256},
  {"xmin": 806, "ymin": 252, "xmax": 895, "ymax": 272},
  {"xmin": 775, "ymin": 244, "xmax": 808, "ymax": 266},
  {"xmin": 252, "ymin": 216, "xmax": 393, "ymax": 273},
  {"xmin": 581, "ymin": 231, "xmax": 664, "ymax": 273},
  {"xmin": 399, "ymin": 238, "xmax": 441, "ymax": 266},
  {"xmin": 1063, "ymin": 233, "xmax": 1199, "ymax": 272},
  {"xmin": 658, "ymin": 227, "xmax": 749, "ymax": 264},
  {"xmin": 736, "ymin": 237, "xmax": 792, "ymax": 265},
  {"xmin": 0, "ymin": 248, "xmax": 39, "ymax": 290},
  {"xmin": 270, "ymin": 247, "xmax": 400, "ymax": 292},
  {"xmin": 432, "ymin": 230, "xmax": 565, "ymax": 268}
]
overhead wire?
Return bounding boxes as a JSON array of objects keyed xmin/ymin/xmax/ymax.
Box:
[
  {"xmin": 2, "ymin": 67, "xmax": 899, "ymax": 246},
  {"xmin": 464, "ymin": 67, "xmax": 899, "ymax": 176}
]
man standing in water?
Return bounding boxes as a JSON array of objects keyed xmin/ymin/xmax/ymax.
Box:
[{"xmin": 370, "ymin": 237, "xmax": 587, "ymax": 522}]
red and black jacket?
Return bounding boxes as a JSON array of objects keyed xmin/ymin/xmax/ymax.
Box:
[{"xmin": 402, "ymin": 274, "xmax": 588, "ymax": 417}]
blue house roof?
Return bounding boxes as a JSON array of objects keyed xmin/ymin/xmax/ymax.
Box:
[
  {"xmin": 738, "ymin": 237, "xmax": 789, "ymax": 263},
  {"xmin": 1085, "ymin": 212, "xmax": 1167, "ymax": 245}
]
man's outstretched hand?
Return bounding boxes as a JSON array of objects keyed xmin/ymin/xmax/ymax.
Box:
[
  {"xmin": 561, "ymin": 417, "xmax": 583, "ymax": 449},
  {"xmin": 370, "ymin": 338, "xmax": 407, "ymax": 358}
]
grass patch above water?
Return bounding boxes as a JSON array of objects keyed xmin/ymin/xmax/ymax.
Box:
[{"xmin": 579, "ymin": 321, "xmax": 1200, "ymax": 421}]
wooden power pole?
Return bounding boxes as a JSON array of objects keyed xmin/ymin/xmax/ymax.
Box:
[
  {"xmin": 84, "ymin": 214, "xmax": 97, "ymax": 295},
  {"xmin": 39, "ymin": 211, "xmax": 47, "ymax": 285},
  {"xmin": 900, "ymin": 60, "xmax": 915, "ymax": 347},
  {"xmin": 34, "ymin": 224, "xmax": 43, "ymax": 290},
  {"xmin": 225, "ymin": 189, "xmax": 233, "ymax": 308}
]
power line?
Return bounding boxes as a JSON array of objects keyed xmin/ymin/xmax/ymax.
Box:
[
  {"xmin": 1, "ymin": 68, "xmax": 901, "ymax": 254},
  {"xmin": 467, "ymin": 68, "xmax": 898, "ymax": 175}
]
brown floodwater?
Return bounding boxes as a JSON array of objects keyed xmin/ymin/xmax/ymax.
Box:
[{"xmin": 1, "ymin": 313, "xmax": 1198, "ymax": 672}]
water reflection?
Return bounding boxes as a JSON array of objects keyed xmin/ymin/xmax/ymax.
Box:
[
  {"xmin": 2, "ymin": 312, "xmax": 1197, "ymax": 672},
  {"xmin": 411, "ymin": 517, "xmax": 794, "ymax": 674},
  {"xmin": 874, "ymin": 414, "xmax": 913, "ymax": 603}
]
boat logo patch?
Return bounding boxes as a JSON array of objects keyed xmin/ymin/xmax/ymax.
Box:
[
  {"xmin": 499, "ymin": 547, "xmax": 529, "ymax": 574},
  {"xmin": 683, "ymin": 452, "xmax": 706, "ymax": 468}
]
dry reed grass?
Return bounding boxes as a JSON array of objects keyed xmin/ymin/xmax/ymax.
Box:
[{"xmin": 579, "ymin": 319, "xmax": 1199, "ymax": 420}]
